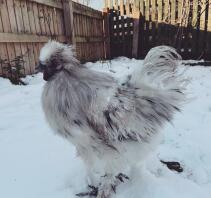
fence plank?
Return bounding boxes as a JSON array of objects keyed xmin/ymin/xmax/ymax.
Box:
[
  {"xmin": 38, "ymin": 4, "xmax": 47, "ymax": 35},
  {"xmin": 157, "ymin": 0, "xmax": 163, "ymax": 22},
  {"xmin": 14, "ymin": 0, "xmax": 24, "ymax": 33},
  {"xmin": 0, "ymin": 0, "xmax": 11, "ymax": 33},
  {"xmin": 208, "ymin": 0, "xmax": 211, "ymax": 32},
  {"xmin": 27, "ymin": 2, "xmax": 37, "ymax": 34},
  {"xmin": 63, "ymin": 0, "xmax": 75, "ymax": 44},
  {"xmin": 171, "ymin": 0, "xmax": 177, "ymax": 24},
  {"xmin": 52, "ymin": 8, "xmax": 59, "ymax": 35},
  {"xmin": 198, "ymin": 0, "xmax": 206, "ymax": 57},
  {"xmin": 0, "ymin": 8, "xmax": 9, "ymax": 76},
  {"xmin": 7, "ymin": 0, "xmax": 25, "ymax": 76},
  {"xmin": 103, "ymin": 9, "xmax": 111, "ymax": 59},
  {"xmin": 132, "ymin": 2, "xmax": 140, "ymax": 58},
  {"xmin": 120, "ymin": 0, "xmax": 124, "ymax": 15},
  {"xmin": 7, "ymin": 0, "xmax": 18, "ymax": 33},
  {"xmin": 21, "ymin": 0, "xmax": 36, "ymax": 72},
  {"xmin": 208, "ymin": 0, "xmax": 211, "ymax": 57},
  {"xmin": 32, "ymin": 2, "xmax": 42, "ymax": 35},
  {"xmin": 21, "ymin": 0, "xmax": 31, "ymax": 33},
  {"xmin": 125, "ymin": 0, "xmax": 130, "ymax": 16}
]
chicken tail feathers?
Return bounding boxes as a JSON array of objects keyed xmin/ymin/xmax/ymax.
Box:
[
  {"xmin": 130, "ymin": 46, "xmax": 189, "ymax": 129},
  {"xmin": 132, "ymin": 46, "xmax": 187, "ymax": 92}
]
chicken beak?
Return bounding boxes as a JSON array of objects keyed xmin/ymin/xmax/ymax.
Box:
[
  {"xmin": 38, "ymin": 62, "xmax": 46, "ymax": 72},
  {"xmin": 37, "ymin": 62, "xmax": 51, "ymax": 81},
  {"xmin": 43, "ymin": 68, "xmax": 53, "ymax": 81}
]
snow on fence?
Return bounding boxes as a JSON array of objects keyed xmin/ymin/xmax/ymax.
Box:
[
  {"xmin": 104, "ymin": 0, "xmax": 211, "ymax": 60},
  {"xmin": 0, "ymin": 0, "xmax": 108, "ymax": 78}
]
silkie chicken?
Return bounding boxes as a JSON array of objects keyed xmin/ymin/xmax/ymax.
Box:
[{"xmin": 39, "ymin": 41, "xmax": 187, "ymax": 198}]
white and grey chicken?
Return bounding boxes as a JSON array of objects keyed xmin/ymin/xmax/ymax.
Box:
[{"xmin": 39, "ymin": 41, "xmax": 187, "ymax": 198}]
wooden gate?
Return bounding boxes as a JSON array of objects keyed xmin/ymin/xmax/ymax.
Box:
[
  {"xmin": 105, "ymin": 0, "xmax": 211, "ymax": 60},
  {"xmin": 108, "ymin": 8, "xmax": 134, "ymax": 58}
]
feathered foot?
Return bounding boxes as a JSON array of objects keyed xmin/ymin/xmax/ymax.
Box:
[
  {"xmin": 76, "ymin": 185, "xmax": 98, "ymax": 197},
  {"xmin": 76, "ymin": 173, "xmax": 129, "ymax": 198},
  {"xmin": 97, "ymin": 173, "xmax": 129, "ymax": 198}
]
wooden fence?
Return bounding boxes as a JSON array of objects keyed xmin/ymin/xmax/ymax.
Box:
[
  {"xmin": 1, "ymin": 0, "xmax": 211, "ymax": 79},
  {"xmin": 0, "ymin": 0, "xmax": 107, "ymax": 78},
  {"xmin": 105, "ymin": 0, "xmax": 211, "ymax": 60}
]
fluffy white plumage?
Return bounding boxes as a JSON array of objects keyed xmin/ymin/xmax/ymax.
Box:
[{"xmin": 40, "ymin": 41, "xmax": 188, "ymax": 198}]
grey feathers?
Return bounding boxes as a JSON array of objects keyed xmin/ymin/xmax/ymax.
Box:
[{"xmin": 40, "ymin": 41, "xmax": 188, "ymax": 177}]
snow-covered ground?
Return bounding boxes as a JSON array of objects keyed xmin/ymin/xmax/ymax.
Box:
[{"xmin": 0, "ymin": 58, "xmax": 211, "ymax": 198}]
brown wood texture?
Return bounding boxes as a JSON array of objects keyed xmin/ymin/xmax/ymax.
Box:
[
  {"xmin": 0, "ymin": 0, "xmax": 108, "ymax": 77},
  {"xmin": 72, "ymin": 1, "xmax": 105, "ymax": 62}
]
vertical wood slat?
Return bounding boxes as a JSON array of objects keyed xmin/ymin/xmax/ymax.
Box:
[
  {"xmin": 151, "ymin": 0, "xmax": 157, "ymax": 21},
  {"xmin": 208, "ymin": 0, "xmax": 211, "ymax": 32},
  {"xmin": 14, "ymin": 0, "xmax": 24, "ymax": 33},
  {"xmin": 132, "ymin": 1, "xmax": 140, "ymax": 58},
  {"xmin": 8, "ymin": 0, "xmax": 24, "ymax": 76},
  {"xmin": 108, "ymin": 0, "xmax": 113, "ymax": 9},
  {"xmin": 105, "ymin": 0, "xmax": 109, "ymax": 8},
  {"xmin": 198, "ymin": 0, "xmax": 206, "ymax": 56},
  {"xmin": 38, "ymin": 4, "xmax": 47, "ymax": 35},
  {"xmin": 52, "ymin": 8, "xmax": 59, "ymax": 36},
  {"xmin": 145, "ymin": 0, "xmax": 150, "ymax": 21},
  {"xmin": 27, "ymin": 2, "xmax": 36, "ymax": 34},
  {"xmin": 208, "ymin": 0, "xmax": 211, "ymax": 56},
  {"xmin": 21, "ymin": 0, "xmax": 31, "ymax": 33},
  {"xmin": 63, "ymin": 0, "xmax": 75, "ymax": 44},
  {"xmin": 22, "ymin": 0, "xmax": 36, "ymax": 73},
  {"xmin": 27, "ymin": 2, "xmax": 39, "ymax": 68},
  {"xmin": 120, "ymin": 0, "xmax": 124, "ymax": 15},
  {"xmin": 191, "ymin": 0, "xmax": 198, "ymax": 56},
  {"xmin": 7, "ymin": 0, "xmax": 22, "ymax": 65},
  {"xmin": 1, "ymin": 0, "xmax": 17, "ymax": 77},
  {"xmin": 7, "ymin": 0, "xmax": 18, "ymax": 33},
  {"xmin": 103, "ymin": 9, "xmax": 111, "ymax": 59},
  {"xmin": 192, "ymin": 0, "xmax": 198, "ymax": 27},
  {"xmin": 114, "ymin": 0, "xmax": 118, "ymax": 10},
  {"xmin": 157, "ymin": 0, "xmax": 163, "ymax": 22},
  {"xmin": 177, "ymin": 0, "xmax": 183, "ymax": 24},
  {"xmin": 171, "ymin": 0, "xmax": 177, "ymax": 24},
  {"xmin": 33, "ymin": 2, "xmax": 42, "ymax": 70},
  {"xmin": 140, "ymin": 0, "xmax": 144, "ymax": 16},
  {"xmin": 125, "ymin": 0, "xmax": 130, "ymax": 16},
  {"xmin": 200, "ymin": 0, "xmax": 206, "ymax": 31},
  {"xmin": 18, "ymin": 1, "xmax": 32, "ymax": 74},
  {"xmin": 151, "ymin": 0, "xmax": 157, "ymax": 46},
  {"xmin": 0, "ymin": 3, "xmax": 9, "ymax": 76},
  {"xmin": 43, "ymin": 6, "xmax": 51, "ymax": 36},
  {"xmin": 0, "ymin": 0, "xmax": 11, "ymax": 33},
  {"xmin": 163, "ymin": 0, "xmax": 169, "ymax": 23},
  {"xmin": 32, "ymin": 3, "xmax": 42, "ymax": 35}
]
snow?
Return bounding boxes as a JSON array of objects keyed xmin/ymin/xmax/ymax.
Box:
[{"xmin": 0, "ymin": 58, "xmax": 211, "ymax": 198}]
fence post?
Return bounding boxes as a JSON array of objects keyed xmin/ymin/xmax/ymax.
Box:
[
  {"xmin": 132, "ymin": 1, "xmax": 140, "ymax": 58},
  {"xmin": 63, "ymin": 0, "xmax": 75, "ymax": 44},
  {"xmin": 103, "ymin": 8, "xmax": 111, "ymax": 60},
  {"xmin": 208, "ymin": 0, "xmax": 211, "ymax": 58}
]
